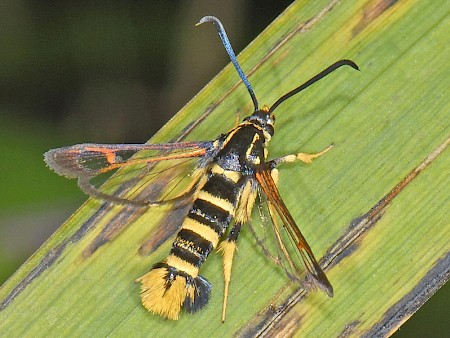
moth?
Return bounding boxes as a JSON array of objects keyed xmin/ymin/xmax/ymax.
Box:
[{"xmin": 45, "ymin": 16, "xmax": 358, "ymax": 321}]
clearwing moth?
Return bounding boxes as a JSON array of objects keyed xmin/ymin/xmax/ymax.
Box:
[{"xmin": 45, "ymin": 16, "xmax": 358, "ymax": 321}]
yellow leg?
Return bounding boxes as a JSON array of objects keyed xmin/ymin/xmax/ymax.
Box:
[
  {"xmin": 217, "ymin": 223, "xmax": 241, "ymax": 322},
  {"xmin": 273, "ymin": 144, "xmax": 334, "ymax": 165},
  {"xmin": 218, "ymin": 240, "xmax": 236, "ymax": 322}
]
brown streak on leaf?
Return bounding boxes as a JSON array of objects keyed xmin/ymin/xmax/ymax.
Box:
[
  {"xmin": 353, "ymin": 0, "xmax": 400, "ymax": 35},
  {"xmin": 299, "ymin": 0, "xmax": 341, "ymax": 33},
  {"xmin": 267, "ymin": 311, "xmax": 304, "ymax": 338}
]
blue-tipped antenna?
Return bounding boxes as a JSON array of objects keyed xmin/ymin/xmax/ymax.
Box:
[{"xmin": 197, "ymin": 16, "xmax": 259, "ymax": 110}]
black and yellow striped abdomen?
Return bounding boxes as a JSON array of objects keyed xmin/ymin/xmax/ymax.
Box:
[
  {"xmin": 137, "ymin": 122, "xmax": 269, "ymax": 320},
  {"xmin": 168, "ymin": 167, "xmax": 243, "ymax": 275}
]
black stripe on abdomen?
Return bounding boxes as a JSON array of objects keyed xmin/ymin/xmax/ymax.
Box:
[
  {"xmin": 190, "ymin": 198, "xmax": 232, "ymax": 236},
  {"xmin": 171, "ymin": 229, "xmax": 214, "ymax": 267},
  {"xmin": 201, "ymin": 173, "xmax": 239, "ymax": 205}
]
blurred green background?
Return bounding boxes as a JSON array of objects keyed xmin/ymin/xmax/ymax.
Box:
[{"xmin": 0, "ymin": 1, "xmax": 447, "ymax": 336}]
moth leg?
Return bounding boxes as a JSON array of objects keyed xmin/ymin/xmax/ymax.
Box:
[
  {"xmin": 272, "ymin": 144, "xmax": 334, "ymax": 166},
  {"xmin": 218, "ymin": 223, "xmax": 242, "ymax": 322},
  {"xmin": 217, "ymin": 179, "xmax": 257, "ymax": 321}
]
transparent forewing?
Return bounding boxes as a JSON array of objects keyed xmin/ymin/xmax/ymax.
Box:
[
  {"xmin": 45, "ymin": 141, "xmax": 214, "ymax": 205},
  {"xmin": 249, "ymin": 190, "xmax": 297, "ymax": 273},
  {"xmin": 255, "ymin": 168, "xmax": 333, "ymax": 297}
]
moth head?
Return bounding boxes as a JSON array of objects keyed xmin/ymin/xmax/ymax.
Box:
[{"xmin": 245, "ymin": 105, "xmax": 275, "ymax": 137}]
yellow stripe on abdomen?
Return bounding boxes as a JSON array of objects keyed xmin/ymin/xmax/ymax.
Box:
[
  {"xmin": 197, "ymin": 190, "xmax": 235, "ymax": 216},
  {"xmin": 165, "ymin": 254, "xmax": 199, "ymax": 278},
  {"xmin": 182, "ymin": 217, "xmax": 220, "ymax": 248}
]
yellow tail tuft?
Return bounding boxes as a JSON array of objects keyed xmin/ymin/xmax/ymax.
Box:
[{"xmin": 136, "ymin": 264, "xmax": 211, "ymax": 320}]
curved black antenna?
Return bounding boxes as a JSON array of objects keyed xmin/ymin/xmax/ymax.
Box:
[
  {"xmin": 269, "ymin": 59, "xmax": 359, "ymax": 113},
  {"xmin": 197, "ymin": 16, "xmax": 259, "ymax": 110}
]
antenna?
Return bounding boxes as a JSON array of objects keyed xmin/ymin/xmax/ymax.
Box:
[
  {"xmin": 197, "ymin": 16, "xmax": 259, "ymax": 110},
  {"xmin": 269, "ymin": 59, "xmax": 359, "ymax": 112}
]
